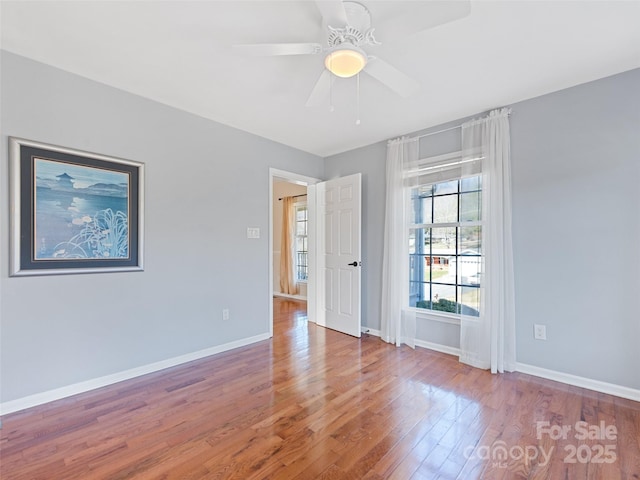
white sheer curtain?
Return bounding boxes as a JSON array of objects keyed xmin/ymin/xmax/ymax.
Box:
[
  {"xmin": 459, "ymin": 108, "xmax": 516, "ymax": 373},
  {"xmin": 381, "ymin": 136, "xmax": 418, "ymax": 348}
]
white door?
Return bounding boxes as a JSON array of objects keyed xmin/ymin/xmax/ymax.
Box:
[{"xmin": 315, "ymin": 173, "xmax": 361, "ymax": 337}]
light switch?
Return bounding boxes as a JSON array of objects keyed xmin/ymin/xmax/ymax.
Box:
[{"xmin": 247, "ymin": 227, "xmax": 260, "ymax": 239}]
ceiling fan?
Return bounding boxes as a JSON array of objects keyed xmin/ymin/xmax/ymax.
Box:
[{"xmin": 234, "ymin": 0, "xmax": 425, "ymax": 108}]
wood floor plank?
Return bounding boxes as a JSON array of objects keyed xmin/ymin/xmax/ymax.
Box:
[{"xmin": 1, "ymin": 297, "xmax": 639, "ymax": 479}]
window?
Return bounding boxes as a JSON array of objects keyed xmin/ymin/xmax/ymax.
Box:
[
  {"xmin": 409, "ymin": 175, "xmax": 482, "ymax": 316},
  {"xmin": 295, "ymin": 203, "xmax": 308, "ymax": 281}
]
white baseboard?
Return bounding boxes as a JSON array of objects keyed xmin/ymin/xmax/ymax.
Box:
[
  {"xmin": 359, "ymin": 327, "xmax": 638, "ymax": 402},
  {"xmin": 4, "ymin": 333, "xmax": 637, "ymax": 416},
  {"xmin": 273, "ymin": 293, "xmax": 307, "ymax": 301},
  {"xmin": 361, "ymin": 326, "xmax": 381, "ymax": 336},
  {"xmin": 414, "ymin": 339, "xmax": 461, "ymax": 357},
  {"xmin": 516, "ymin": 363, "xmax": 640, "ymax": 402},
  {"xmin": 0, "ymin": 333, "xmax": 271, "ymax": 416},
  {"xmin": 361, "ymin": 327, "xmax": 461, "ymax": 357}
]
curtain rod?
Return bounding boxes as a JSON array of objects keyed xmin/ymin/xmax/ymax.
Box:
[
  {"xmin": 278, "ymin": 193, "xmax": 307, "ymax": 201},
  {"xmin": 416, "ymin": 110, "xmax": 512, "ymax": 140},
  {"xmin": 416, "ymin": 124, "xmax": 461, "ymax": 139}
]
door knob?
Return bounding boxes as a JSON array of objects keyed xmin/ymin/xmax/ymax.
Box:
[{"xmin": 347, "ymin": 261, "xmax": 360, "ymax": 267}]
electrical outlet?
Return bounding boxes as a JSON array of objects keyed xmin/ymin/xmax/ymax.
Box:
[
  {"xmin": 247, "ymin": 227, "xmax": 260, "ymax": 239},
  {"xmin": 534, "ymin": 324, "xmax": 547, "ymax": 340},
  {"xmin": 222, "ymin": 309, "xmax": 230, "ymax": 321}
]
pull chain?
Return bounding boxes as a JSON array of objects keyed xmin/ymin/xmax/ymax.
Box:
[
  {"xmin": 355, "ymin": 73, "xmax": 361, "ymax": 125},
  {"xmin": 330, "ymin": 77, "xmax": 334, "ymax": 112},
  {"xmin": 329, "ymin": 59, "xmax": 335, "ymax": 112}
]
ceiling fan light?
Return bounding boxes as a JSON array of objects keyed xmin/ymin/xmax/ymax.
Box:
[{"xmin": 324, "ymin": 47, "xmax": 367, "ymax": 78}]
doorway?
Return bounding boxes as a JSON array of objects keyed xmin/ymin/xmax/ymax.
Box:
[
  {"xmin": 269, "ymin": 168, "xmax": 319, "ymax": 337},
  {"xmin": 273, "ymin": 179, "xmax": 308, "ymax": 301}
]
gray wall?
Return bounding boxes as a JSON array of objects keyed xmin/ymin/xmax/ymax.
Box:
[
  {"xmin": 0, "ymin": 51, "xmax": 324, "ymax": 403},
  {"xmin": 2, "ymin": 51, "xmax": 638, "ymax": 404},
  {"xmin": 325, "ymin": 68, "xmax": 640, "ymax": 390},
  {"xmin": 511, "ymin": 69, "xmax": 640, "ymax": 389}
]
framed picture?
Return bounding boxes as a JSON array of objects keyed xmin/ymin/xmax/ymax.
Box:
[{"xmin": 9, "ymin": 137, "xmax": 144, "ymax": 276}]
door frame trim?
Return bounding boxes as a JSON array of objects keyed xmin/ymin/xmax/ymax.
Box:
[{"xmin": 269, "ymin": 168, "xmax": 320, "ymax": 337}]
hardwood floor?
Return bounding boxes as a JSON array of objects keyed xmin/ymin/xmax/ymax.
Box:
[{"xmin": 1, "ymin": 297, "xmax": 639, "ymax": 479}]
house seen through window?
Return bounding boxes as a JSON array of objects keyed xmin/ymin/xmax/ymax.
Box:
[
  {"xmin": 295, "ymin": 203, "xmax": 308, "ymax": 282},
  {"xmin": 409, "ymin": 175, "xmax": 482, "ymax": 316}
]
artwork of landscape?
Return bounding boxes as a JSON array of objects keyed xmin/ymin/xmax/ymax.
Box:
[{"xmin": 34, "ymin": 158, "xmax": 130, "ymax": 260}]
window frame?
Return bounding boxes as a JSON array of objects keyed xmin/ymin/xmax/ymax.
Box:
[
  {"xmin": 294, "ymin": 201, "xmax": 308, "ymax": 283},
  {"xmin": 407, "ymin": 158, "xmax": 483, "ymax": 323}
]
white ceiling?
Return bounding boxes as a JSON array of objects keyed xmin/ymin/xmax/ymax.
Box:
[{"xmin": 2, "ymin": 1, "xmax": 639, "ymax": 157}]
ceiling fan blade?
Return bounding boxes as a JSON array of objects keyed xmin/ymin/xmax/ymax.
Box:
[
  {"xmin": 305, "ymin": 70, "xmax": 335, "ymax": 107},
  {"xmin": 233, "ymin": 43, "xmax": 322, "ymax": 56},
  {"xmin": 363, "ymin": 58, "xmax": 419, "ymax": 98},
  {"xmin": 315, "ymin": 0, "xmax": 348, "ymax": 27}
]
